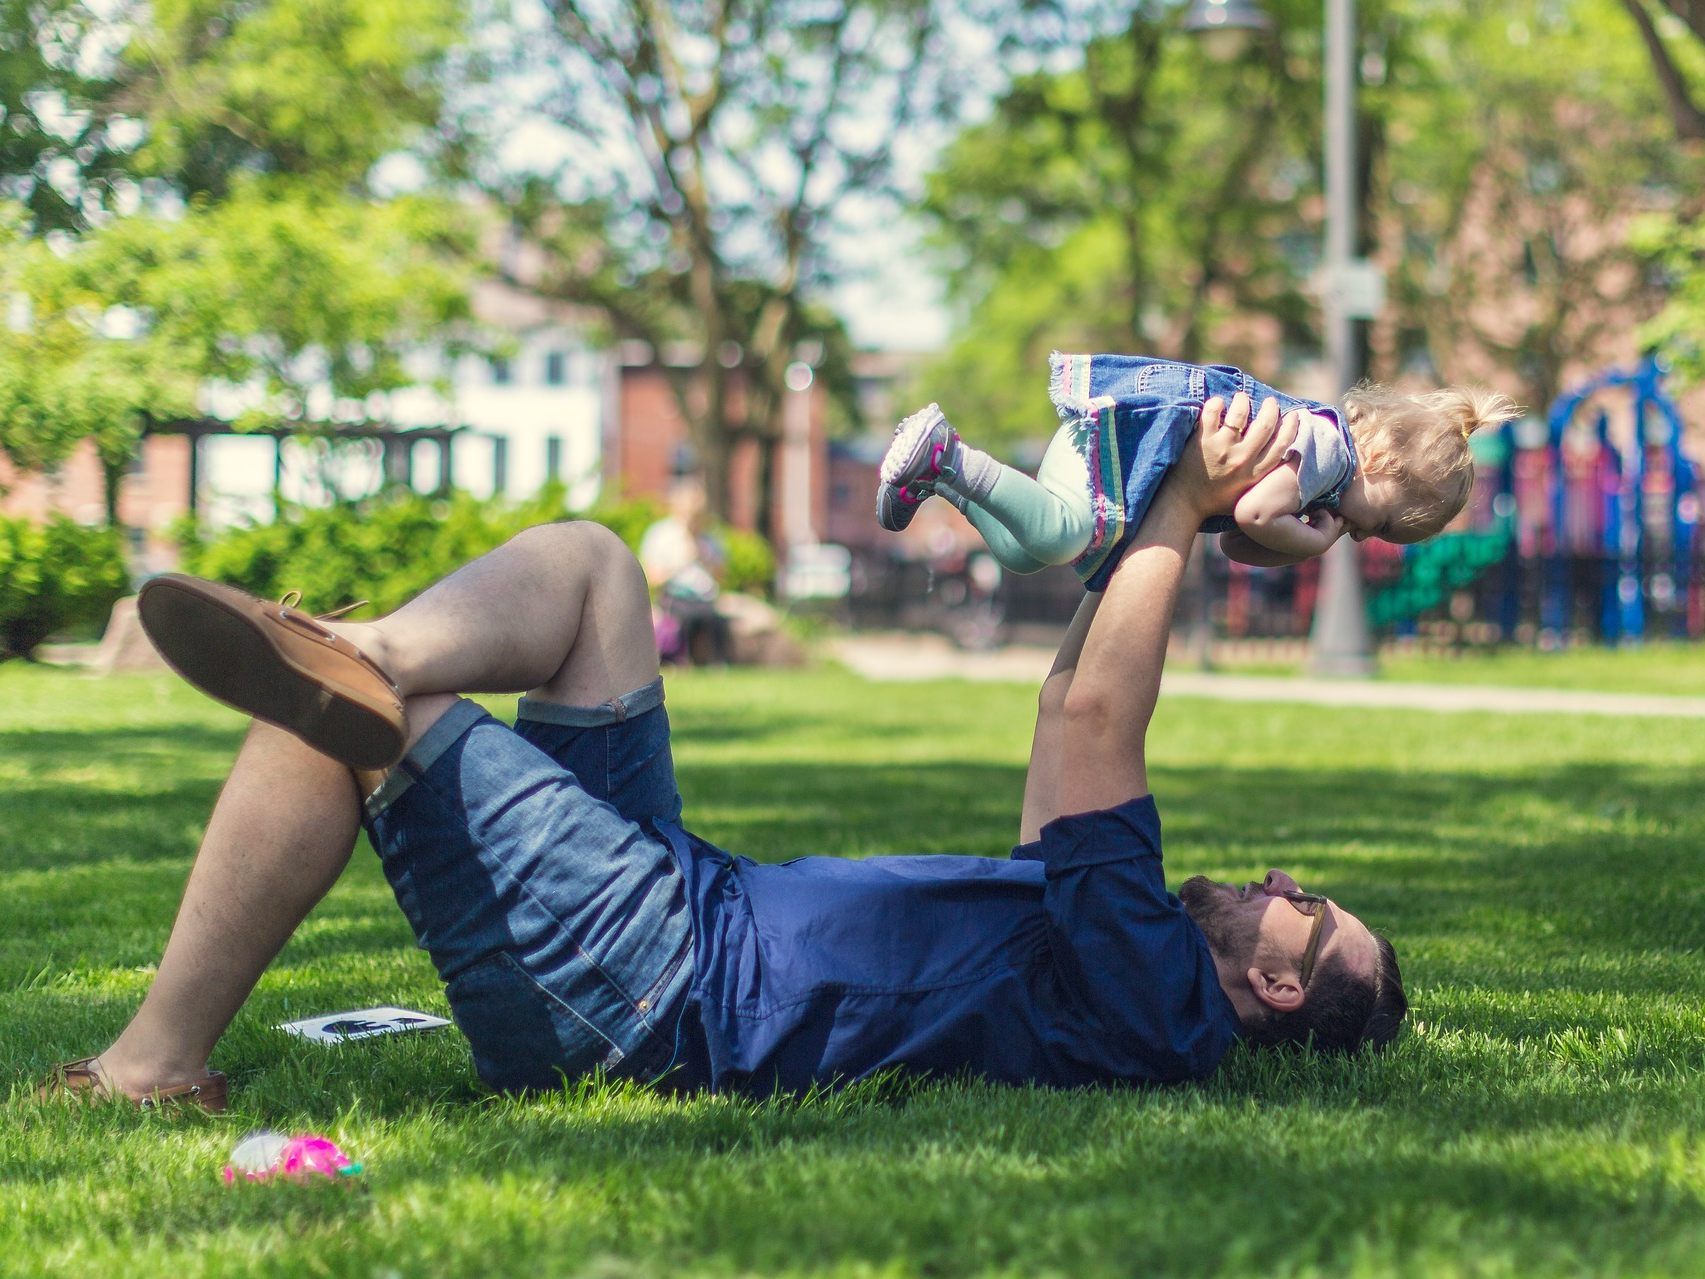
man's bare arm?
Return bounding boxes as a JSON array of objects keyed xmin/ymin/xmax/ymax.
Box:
[
  {"xmin": 1052, "ymin": 395, "xmax": 1296, "ymax": 816},
  {"xmin": 1018, "ymin": 590, "xmax": 1102, "ymax": 844}
]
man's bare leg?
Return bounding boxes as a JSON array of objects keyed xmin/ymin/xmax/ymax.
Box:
[
  {"xmin": 94, "ymin": 722, "xmax": 369, "ymax": 1098},
  {"xmin": 89, "ymin": 522, "xmax": 657, "ymax": 1100},
  {"xmin": 337, "ymin": 521, "xmax": 660, "ymax": 706}
]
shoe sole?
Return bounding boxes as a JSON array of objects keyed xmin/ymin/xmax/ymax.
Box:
[
  {"xmin": 880, "ymin": 405, "xmax": 949, "ymax": 487},
  {"xmin": 876, "ymin": 481, "xmax": 922, "ymax": 533},
  {"xmin": 139, "ymin": 576, "xmax": 405, "ymax": 770}
]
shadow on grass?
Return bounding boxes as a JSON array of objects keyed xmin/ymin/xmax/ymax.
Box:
[
  {"xmin": 10, "ymin": 708, "xmax": 1705, "ymax": 1106},
  {"xmin": 8, "ymin": 680, "xmax": 1705, "ymax": 1276},
  {"xmin": 10, "ymin": 725, "xmax": 1704, "ymax": 982}
]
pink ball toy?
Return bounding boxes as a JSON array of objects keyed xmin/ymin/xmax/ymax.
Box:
[{"xmin": 223, "ymin": 1130, "xmax": 363, "ymax": 1184}]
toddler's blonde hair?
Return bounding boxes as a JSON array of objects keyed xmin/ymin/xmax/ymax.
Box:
[{"xmin": 1342, "ymin": 383, "xmax": 1521, "ymax": 540}]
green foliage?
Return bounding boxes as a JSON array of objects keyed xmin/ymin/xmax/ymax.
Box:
[
  {"xmin": 116, "ymin": 0, "xmax": 471, "ymax": 198},
  {"xmin": 1371, "ymin": 0, "xmax": 1700, "ymax": 406},
  {"xmin": 0, "ymin": 0, "xmax": 127, "ymax": 233},
  {"xmin": 504, "ymin": 0, "xmax": 959, "ymax": 517},
  {"xmin": 1634, "ymin": 212, "xmax": 1705, "ymax": 383},
  {"xmin": 0, "ymin": 0, "xmax": 480, "ymax": 503},
  {"xmin": 181, "ymin": 490, "xmax": 555, "ymax": 614},
  {"xmin": 63, "ymin": 186, "xmax": 478, "ymax": 420},
  {"xmin": 0, "ymin": 514, "xmax": 129, "ymax": 658},
  {"xmin": 176, "ymin": 490, "xmax": 753, "ymax": 614},
  {"xmin": 580, "ymin": 494, "xmax": 666, "ymax": 553},
  {"xmin": 717, "ymin": 524, "xmax": 777, "ymax": 596},
  {"xmin": 919, "ymin": 0, "xmax": 1705, "ymax": 441},
  {"xmin": 0, "ymin": 207, "xmax": 201, "ymax": 490},
  {"xmin": 0, "ymin": 183, "xmax": 477, "ymax": 496}
]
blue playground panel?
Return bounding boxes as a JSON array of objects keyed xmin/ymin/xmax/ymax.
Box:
[{"xmin": 1367, "ymin": 357, "xmax": 1701, "ymax": 644}]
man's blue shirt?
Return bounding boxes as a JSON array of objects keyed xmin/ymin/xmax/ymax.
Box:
[{"xmin": 656, "ymin": 795, "xmax": 1242, "ymax": 1095}]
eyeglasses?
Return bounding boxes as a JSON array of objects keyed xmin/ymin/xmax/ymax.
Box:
[{"xmin": 1276, "ymin": 889, "xmax": 1330, "ymax": 988}]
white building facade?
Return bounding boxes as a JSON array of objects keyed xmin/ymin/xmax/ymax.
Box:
[{"xmin": 195, "ymin": 279, "xmax": 610, "ymax": 527}]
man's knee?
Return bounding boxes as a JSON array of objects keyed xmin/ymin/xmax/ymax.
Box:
[
  {"xmin": 352, "ymin": 693, "xmax": 461, "ymax": 797},
  {"xmin": 512, "ymin": 519, "xmax": 637, "ymax": 571}
]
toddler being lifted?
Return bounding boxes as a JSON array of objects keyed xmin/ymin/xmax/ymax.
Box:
[{"xmin": 877, "ymin": 353, "xmax": 1518, "ymax": 589}]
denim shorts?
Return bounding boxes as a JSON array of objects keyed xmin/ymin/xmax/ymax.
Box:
[{"xmin": 362, "ymin": 678, "xmax": 695, "ymax": 1092}]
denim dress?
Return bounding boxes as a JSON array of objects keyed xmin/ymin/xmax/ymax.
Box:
[{"xmin": 1049, "ymin": 352, "xmax": 1356, "ymax": 591}]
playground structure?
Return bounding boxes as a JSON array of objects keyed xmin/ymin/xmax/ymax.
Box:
[{"xmin": 1210, "ymin": 357, "xmax": 1703, "ymax": 647}]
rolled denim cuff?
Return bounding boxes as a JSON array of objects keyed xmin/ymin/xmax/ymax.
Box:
[
  {"xmin": 516, "ymin": 676, "xmax": 665, "ymax": 727},
  {"xmin": 362, "ymin": 697, "xmax": 489, "ymax": 823}
]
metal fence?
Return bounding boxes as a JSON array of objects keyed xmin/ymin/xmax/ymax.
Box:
[{"xmin": 840, "ymin": 533, "xmax": 1705, "ymax": 651}]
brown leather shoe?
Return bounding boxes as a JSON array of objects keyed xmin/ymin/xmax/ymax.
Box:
[
  {"xmin": 39, "ymin": 1057, "xmax": 230, "ymax": 1113},
  {"xmin": 138, "ymin": 573, "xmax": 407, "ymax": 769}
]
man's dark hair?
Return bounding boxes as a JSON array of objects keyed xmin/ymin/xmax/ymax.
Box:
[{"xmin": 1241, "ymin": 934, "xmax": 1408, "ymax": 1054}]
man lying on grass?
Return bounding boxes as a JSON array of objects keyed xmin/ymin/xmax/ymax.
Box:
[{"xmin": 40, "ymin": 393, "xmax": 1405, "ymax": 1112}]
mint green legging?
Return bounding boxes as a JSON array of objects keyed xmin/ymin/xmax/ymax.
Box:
[{"xmin": 955, "ymin": 419, "xmax": 1096, "ymax": 575}]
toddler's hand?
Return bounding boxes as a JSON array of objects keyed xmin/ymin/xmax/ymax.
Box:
[{"xmin": 1309, "ymin": 508, "xmax": 1346, "ymax": 544}]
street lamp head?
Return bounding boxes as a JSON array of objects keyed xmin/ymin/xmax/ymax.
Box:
[{"xmin": 1181, "ymin": 0, "xmax": 1272, "ymax": 61}]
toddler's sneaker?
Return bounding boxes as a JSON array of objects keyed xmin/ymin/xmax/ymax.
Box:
[{"xmin": 876, "ymin": 403, "xmax": 959, "ymax": 532}]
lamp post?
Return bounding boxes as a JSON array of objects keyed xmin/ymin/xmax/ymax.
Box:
[{"xmin": 1185, "ymin": 0, "xmax": 1379, "ymax": 676}]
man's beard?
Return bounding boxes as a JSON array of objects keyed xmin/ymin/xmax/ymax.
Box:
[{"xmin": 1178, "ymin": 875, "xmax": 1256, "ymax": 961}]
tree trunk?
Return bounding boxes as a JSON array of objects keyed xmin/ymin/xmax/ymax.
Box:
[
  {"xmin": 695, "ymin": 419, "xmax": 735, "ymax": 523},
  {"xmin": 754, "ymin": 429, "xmax": 780, "ymax": 547},
  {"xmin": 101, "ymin": 458, "xmax": 123, "ymax": 527},
  {"xmin": 1622, "ymin": 0, "xmax": 1705, "ymax": 141}
]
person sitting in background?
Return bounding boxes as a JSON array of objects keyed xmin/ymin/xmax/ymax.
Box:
[{"xmin": 639, "ymin": 475, "xmax": 732, "ymax": 665}]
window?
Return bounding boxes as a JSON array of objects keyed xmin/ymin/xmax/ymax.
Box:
[
  {"xmin": 492, "ymin": 436, "xmax": 508, "ymax": 494},
  {"xmin": 545, "ymin": 435, "xmax": 563, "ymax": 481},
  {"xmin": 544, "ymin": 351, "xmax": 567, "ymax": 386},
  {"xmin": 491, "ymin": 356, "xmax": 512, "ymax": 386}
]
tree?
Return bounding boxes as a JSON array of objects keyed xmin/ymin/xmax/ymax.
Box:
[
  {"xmin": 69, "ymin": 187, "xmax": 477, "ymax": 422},
  {"xmin": 1618, "ymin": 0, "xmax": 1705, "ymax": 142},
  {"xmin": 1369, "ymin": 0, "xmax": 1704, "ymax": 413},
  {"xmin": 501, "ymin": 0, "xmax": 960, "ymax": 528},
  {"xmin": 918, "ymin": 0, "xmax": 1702, "ymax": 439},
  {"xmin": 103, "ymin": 0, "xmax": 473, "ymax": 199},
  {"xmin": 0, "ymin": 186, "xmax": 478, "ymax": 515},
  {"xmin": 913, "ymin": 0, "xmax": 1324, "ymax": 444},
  {"xmin": 0, "ymin": 0, "xmax": 130, "ymax": 233},
  {"xmin": 1613, "ymin": 0, "xmax": 1705, "ymax": 384},
  {"xmin": 0, "ymin": 205, "xmax": 200, "ymax": 518},
  {"xmin": 0, "ymin": 0, "xmax": 483, "ymax": 521}
]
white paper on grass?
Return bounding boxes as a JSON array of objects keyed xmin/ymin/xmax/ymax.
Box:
[{"xmin": 278, "ymin": 1006, "xmax": 451, "ymax": 1045}]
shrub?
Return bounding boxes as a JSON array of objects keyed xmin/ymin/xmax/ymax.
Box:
[
  {"xmin": 583, "ymin": 495, "xmax": 666, "ymax": 554},
  {"xmin": 175, "ymin": 489, "xmax": 777, "ymax": 615},
  {"xmin": 719, "ymin": 525, "xmax": 776, "ymax": 596},
  {"xmin": 0, "ymin": 514, "xmax": 130, "ymax": 659}
]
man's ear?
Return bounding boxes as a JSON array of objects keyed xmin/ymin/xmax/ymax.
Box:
[{"xmin": 1246, "ymin": 966, "xmax": 1306, "ymax": 1014}]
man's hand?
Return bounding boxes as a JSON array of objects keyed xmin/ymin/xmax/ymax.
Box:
[{"xmin": 1169, "ymin": 394, "xmax": 1300, "ymax": 521}]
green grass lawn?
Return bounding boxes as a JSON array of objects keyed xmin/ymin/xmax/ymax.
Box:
[
  {"xmin": 1218, "ymin": 639, "xmax": 1705, "ymax": 696},
  {"xmin": 1374, "ymin": 641, "xmax": 1705, "ymax": 696},
  {"xmin": 3, "ymin": 661, "xmax": 1703, "ymax": 1278}
]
